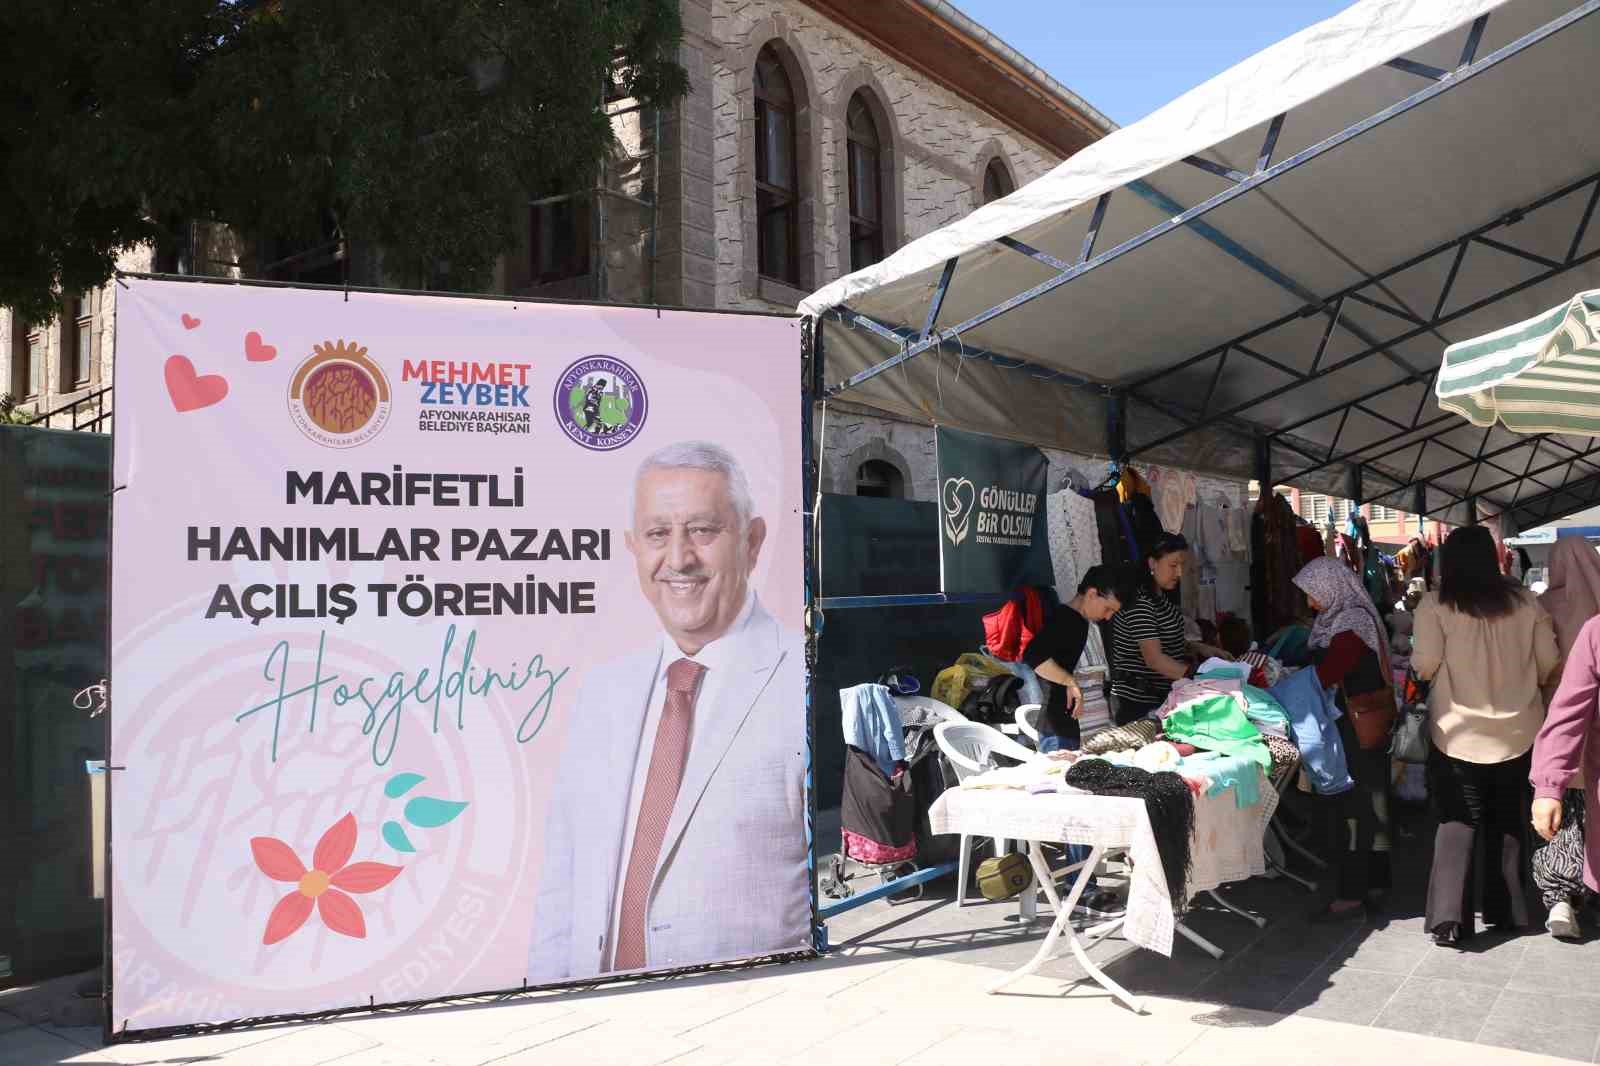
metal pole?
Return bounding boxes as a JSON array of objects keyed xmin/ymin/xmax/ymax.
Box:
[
  {"xmin": 802, "ymin": 316, "xmax": 824, "ymax": 954},
  {"xmin": 649, "ymin": 106, "xmax": 661, "ymax": 305},
  {"xmin": 1108, "ymin": 392, "xmax": 1127, "ymax": 464},
  {"xmin": 1255, "ymin": 434, "xmax": 1272, "ymax": 493}
]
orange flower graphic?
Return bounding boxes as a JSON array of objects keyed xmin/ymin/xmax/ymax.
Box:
[{"xmin": 250, "ymin": 813, "xmax": 402, "ymax": 944}]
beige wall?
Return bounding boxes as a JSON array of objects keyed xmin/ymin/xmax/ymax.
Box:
[{"xmin": 706, "ymin": 0, "xmax": 1060, "ymax": 313}]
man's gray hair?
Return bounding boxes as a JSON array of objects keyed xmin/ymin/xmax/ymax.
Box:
[{"xmin": 631, "ymin": 440, "xmax": 754, "ymax": 527}]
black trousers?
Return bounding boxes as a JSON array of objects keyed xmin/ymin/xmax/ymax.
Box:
[
  {"xmin": 1328, "ymin": 711, "xmax": 1393, "ymax": 900},
  {"xmin": 1113, "ymin": 695, "xmax": 1164, "ymax": 726},
  {"xmin": 1425, "ymin": 748, "xmax": 1533, "ymax": 935}
]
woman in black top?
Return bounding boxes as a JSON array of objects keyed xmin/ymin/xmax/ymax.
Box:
[{"xmin": 1023, "ymin": 565, "xmax": 1126, "ymax": 752}]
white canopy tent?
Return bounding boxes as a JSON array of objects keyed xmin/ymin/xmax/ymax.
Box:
[{"xmin": 800, "ymin": 0, "xmax": 1600, "ymax": 531}]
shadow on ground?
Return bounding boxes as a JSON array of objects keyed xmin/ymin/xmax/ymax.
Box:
[{"xmin": 821, "ymin": 797, "xmax": 1600, "ymax": 1063}]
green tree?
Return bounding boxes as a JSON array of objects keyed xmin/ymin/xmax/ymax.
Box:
[{"xmin": 0, "ymin": 0, "xmax": 688, "ymax": 322}]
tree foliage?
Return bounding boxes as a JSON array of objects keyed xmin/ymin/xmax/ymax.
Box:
[{"xmin": 0, "ymin": 0, "xmax": 688, "ymax": 321}]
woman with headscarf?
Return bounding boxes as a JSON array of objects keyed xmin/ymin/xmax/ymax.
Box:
[
  {"xmin": 1293, "ymin": 557, "xmax": 1395, "ymax": 922},
  {"xmin": 1530, "ymin": 536, "xmax": 1600, "ymax": 938},
  {"xmin": 1414, "ymin": 526, "xmax": 1560, "ymax": 946}
]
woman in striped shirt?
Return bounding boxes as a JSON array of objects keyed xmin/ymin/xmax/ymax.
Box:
[{"xmin": 1110, "ymin": 534, "xmax": 1232, "ymax": 724}]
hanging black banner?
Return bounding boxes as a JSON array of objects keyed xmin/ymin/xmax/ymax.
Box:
[{"xmin": 935, "ymin": 426, "xmax": 1053, "ymax": 595}]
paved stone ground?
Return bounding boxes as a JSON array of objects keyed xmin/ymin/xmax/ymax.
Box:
[
  {"xmin": 824, "ymin": 796, "xmax": 1600, "ymax": 1063},
  {"xmin": 3, "ymin": 800, "xmax": 1595, "ymax": 1065}
]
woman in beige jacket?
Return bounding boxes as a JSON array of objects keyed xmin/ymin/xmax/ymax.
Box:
[{"xmin": 1412, "ymin": 526, "xmax": 1560, "ymax": 946}]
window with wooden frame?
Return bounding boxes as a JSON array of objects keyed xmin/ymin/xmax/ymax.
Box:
[
  {"xmin": 754, "ymin": 45, "xmax": 800, "ymax": 285},
  {"xmin": 982, "ymin": 157, "xmax": 1015, "ymax": 204},
  {"xmin": 14, "ymin": 324, "xmax": 45, "ymax": 399},
  {"xmin": 846, "ymin": 93, "xmax": 884, "ymax": 271},
  {"xmin": 64, "ymin": 293, "xmax": 94, "ymax": 389},
  {"xmin": 529, "ymin": 191, "xmax": 592, "ymax": 284}
]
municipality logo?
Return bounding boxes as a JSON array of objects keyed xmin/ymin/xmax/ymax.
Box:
[
  {"xmin": 554, "ymin": 355, "xmax": 648, "ymax": 451},
  {"xmin": 287, "ymin": 339, "xmax": 392, "ymax": 449},
  {"xmin": 942, "ymin": 477, "xmax": 976, "ymax": 545}
]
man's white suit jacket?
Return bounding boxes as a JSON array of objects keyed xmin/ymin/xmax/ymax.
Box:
[{"xmin": 527, "ymin": 597, "xmax": 810, "ymax": 981}]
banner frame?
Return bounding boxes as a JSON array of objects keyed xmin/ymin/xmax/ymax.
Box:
[{"xmin": 102, "ymin": 271, "xmax": 816, "ymax": 1042}]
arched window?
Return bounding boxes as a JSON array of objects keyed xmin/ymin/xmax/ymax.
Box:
[
  {"xmin": 754, "ymin": 46, "xmax": 800, "ymax": 284},
  {"xmin": 846, "ymin": 93, "xmax": 883, "ymax": 270},
  {"xmin": 982, "ymin": 157, "xmax": 1014, "ymax": 204},
  {"xmin": 856, "ymin": 459, "xmax": 905, "ymax": 499}
]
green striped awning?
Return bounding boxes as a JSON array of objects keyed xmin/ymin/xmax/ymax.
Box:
[{"xmin": 1437, "ymin": 289, "xmax": 1600, "ymax": 433}]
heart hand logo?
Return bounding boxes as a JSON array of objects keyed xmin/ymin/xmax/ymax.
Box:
[{"xmin": 942, "ymin": 477, "xmax": 976, "ymax": 545}]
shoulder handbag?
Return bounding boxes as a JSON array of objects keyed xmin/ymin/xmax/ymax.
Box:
[
  {"xmin": 1389, "ymin": 671, "xmax": 1431, "ymax": 764},
  {"xmin": 1343, "ymin": 683, "xmax": 1397, "ymax": 751}
]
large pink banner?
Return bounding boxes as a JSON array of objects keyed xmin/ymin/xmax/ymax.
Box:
[{"xmin": 109, "ymin": 278, "xmax": 807, "ymax": 1032}]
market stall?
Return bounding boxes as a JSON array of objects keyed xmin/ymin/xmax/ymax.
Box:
[
  {"xmin": 803, "ymin": 0, "xmax": 1600, "ymax": 976},
  {"xmin": 802, "ymin": 0, "xmax": 1600, "ymax": 536}
]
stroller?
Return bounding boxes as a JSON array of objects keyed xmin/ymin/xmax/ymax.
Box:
[{"xmin": 821, "ymin": 679, "xmax": 964, "ymax": 905}]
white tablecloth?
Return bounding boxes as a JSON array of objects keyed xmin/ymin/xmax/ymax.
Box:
[{"xmin": 929, "ymin": 780, "xmax": 1278, "ymax": 956}]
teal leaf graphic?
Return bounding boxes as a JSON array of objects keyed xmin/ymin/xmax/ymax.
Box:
[
  {"xmin": 404, "ymin": 796, "xmax": 469, "ymax": 828},
  {"xmin": 384, "ymin": 772, "xmax": 426, "ymax": 799},
  {"xmin": 382, "ymin": 820, "xmax": 417, "ymax": 853}
]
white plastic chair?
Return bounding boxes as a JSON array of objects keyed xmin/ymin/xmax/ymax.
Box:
[
  {"xmin": 1014, "ymin": 703, "xmax": 1043, "ymax": 746},
  {"xmin": 934, "ymin": 720, "xmax": 1040, "ymax": 906}
]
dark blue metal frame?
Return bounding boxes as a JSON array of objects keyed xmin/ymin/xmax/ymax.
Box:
[{"xmin": 817, "ymin": 3, "xmax": 1600, "ymax": 527}]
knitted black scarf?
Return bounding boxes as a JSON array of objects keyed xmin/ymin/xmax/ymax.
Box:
[{"xmin": 1064, "ymin": 760, "xmax": 1196, "ymax": 902}]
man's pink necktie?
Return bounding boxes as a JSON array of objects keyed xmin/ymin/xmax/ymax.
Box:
[{"xmin": 611, "ymin": 658, "xmax": 705, "ymax": 971}]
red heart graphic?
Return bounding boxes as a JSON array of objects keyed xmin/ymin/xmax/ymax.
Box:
[
  {"xmin": 181, "ymin": 313, "xmax": 201, "ymax": 330},
  {"xmin": 164, "ymin": 355, "xmax": 229, "ymax": 413},
  {"xmin": 244, "ymin": 331, "xmax": 277, "ymax": 362}
]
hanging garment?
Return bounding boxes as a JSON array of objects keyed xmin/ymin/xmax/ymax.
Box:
[
  {"xmin": 1225, "ymin": 506, "xmax": 1250, "ymax": 556},
  {"xmin": 1046, "ymin": 492, "xmax": 1083, "ymax": 601},
  {"xmin": 1093, "ymin": 488, "xmax": 1135, "ymax": 571},
  {"xmin": 1064, "ymin": 759, "xmax": 1196, "ymax": 903},
  {"xmin": 1153, "ymin": 469, "xmax": 1196, "ymax": 534},
  {"xmin": 1200, "ymin": 504, "xmax": 1231, "ymax": 565},
  {"xmin": 982, "ymin": 587, "xmax": 1045, "ymax": 662},
  {"xmin": 1126, "ymin": 494, "xmax": 1165, "ymax": 559},
  {"xmin": 1295, "ymin": 524, "xmax": 1325, "ymax": 567},
  {"xmin": 1047, "ymin": 489, "xmax": 1103, "ymax": 605},
  {"xmin": 1117, "ymin": 466, "xmax": 1153, "ymax": 504},
  {"xmin": 1266, "ymin": 668, "xmax": 1353, "ymax": 795},
  {"xmin": 839, "ymin": 683, "xmax": 906, "ymax": 776},
  {"xmin": 840, "ymin": 746, "xmax": 917, "ymax": 864},
  {"xmin": 1161, "ymin": 695, "xmax": 1272, "ymax": 772},
  {"xmin": 1181, "ymin": 504, "xmax": 1202, "ymax": 620}
]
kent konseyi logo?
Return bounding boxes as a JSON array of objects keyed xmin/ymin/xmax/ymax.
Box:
[
  {"xmin": 554, "ymin": 355, "xmax": 648, "ymax": 451},
  {"xmin": 287, "ymin": 340, "xmax": 392, "ymax": 449},
  {"xmin": 400, "ymin": 359, "xmax": 533, "ymax": 436}
]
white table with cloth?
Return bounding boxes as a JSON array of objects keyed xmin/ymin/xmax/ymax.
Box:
[{"xmin": 929, "ymin": 777, "xmax": 1278, "ymax": 1013}]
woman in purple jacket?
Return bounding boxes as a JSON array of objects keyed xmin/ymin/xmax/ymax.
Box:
[{"xmin": 1532, "ymin": 614, "xmax": 1600, "ymax": 940}]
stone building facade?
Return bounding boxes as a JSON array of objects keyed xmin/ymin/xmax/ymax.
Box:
[
  {"xmin": 668, "ymin": 0, "xmax": 1109, "ymax": 500},
  {"xmin": 2, "ymin": 0, "xmax": 1109, "ymax": 469}
]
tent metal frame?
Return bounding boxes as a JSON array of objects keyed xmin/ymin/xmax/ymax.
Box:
[{"xmin": 820, "ymin": 0, "xmax": 1600, "ymax": 525}]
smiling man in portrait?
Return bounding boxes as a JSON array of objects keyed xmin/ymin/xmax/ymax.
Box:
[{"xmin": 528, "ymin": 440, "xmax": 807, "ymax": 981}]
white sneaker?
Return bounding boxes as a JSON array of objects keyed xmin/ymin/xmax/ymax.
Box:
[{"xmin": 1547, "ymin": 900, "xmax": 1581, "ymax": 941}]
